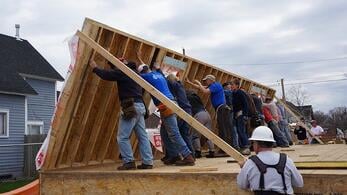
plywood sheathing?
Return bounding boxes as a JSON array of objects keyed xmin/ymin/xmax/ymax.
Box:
[{"xmin": 42, "ymin": 18, "xmax": 276, "ymax": 170}]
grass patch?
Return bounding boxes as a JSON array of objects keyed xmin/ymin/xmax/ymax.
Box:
[{"xmin": 0, "ymin": 178, "xmax": 36, "ymax": 193}]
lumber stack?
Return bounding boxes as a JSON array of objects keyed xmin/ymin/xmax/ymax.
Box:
[{"xmin": 42, "ymin": 18, "xmax": 275, "ymax": 170}]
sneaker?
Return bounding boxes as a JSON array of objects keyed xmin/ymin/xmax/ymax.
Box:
[
  {"xmin": 175, "ymin": 154, "xmax": 195, "ymax": 166},
  {"xmin": 240, "ymin": 148, "xmax": 251, "ymax": 155},
  {"xmin": 205, "ymin": 151, "xmax": 215, "ymax": 158},
  {"xmin": 163, "ymin": 156, "xmax": 181, "ymax": 165},
  {"xmin": 195, "ymin": 151, "xmax": 202, "ymax": 158},
  {"xmin": 137, "ymin": 164, "xmax": 153, "ymax": 169},
  {"xmin": 117, "ymin": 161, "xmax": 136, "ymax": 170}
]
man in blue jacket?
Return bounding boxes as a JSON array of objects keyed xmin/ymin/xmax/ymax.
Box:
[{"xmin": 137, "ymin": 53, "xmax": 194, "ymax": 166}]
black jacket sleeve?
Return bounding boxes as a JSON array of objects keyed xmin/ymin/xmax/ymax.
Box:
[
  {"xmin": 240, "ymin": 91, "xmax": 250, "ymax": 116},
  {"xmin": 92, "ymin": 67, "xmax": 128, "ymax": 81}
]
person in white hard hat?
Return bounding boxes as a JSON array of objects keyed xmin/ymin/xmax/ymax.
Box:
[{"xmin": 237, "ymin": 126, "xmax": 303, "ymax": 195}]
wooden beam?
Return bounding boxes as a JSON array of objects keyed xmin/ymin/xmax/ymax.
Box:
[
  {"xmin": 76, "ymin": 30, "xmax": 246, "ymax": 163},
  {"xmin": 43, "ymin": 23, "xmax": 100, "ymax": 170},
  {"xmin": 295, "ymin": 161, "xmax": 347, "ymax": 169},
  {"xmin": 85, "ymin": 18, "xmax": 273, "ymax": 92},
  {"xmin": 98, "ymin": 91, "xmax": 121, "ymax": 162},
  {"xmin": 179, "ymin": 167, "xmax": 218, "ymax": 172},
  {"xmin": 275, "ymin": 97, "xmax": 324, "ymax": 144}
]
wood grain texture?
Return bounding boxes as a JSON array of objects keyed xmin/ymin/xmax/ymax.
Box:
[
  {"xmin": 43, "ymin": 18, "xmax": 276, "ymax": 170},
  {"xmin": 76, "ymin": 30, "xmax": 246, "ymax": 163}
]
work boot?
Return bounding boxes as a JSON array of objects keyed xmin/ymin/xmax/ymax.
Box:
[
  {"xmin": 240, "ymin": 148, "xmax": 251, "ymax": 155},
  {"xmin": 161, "ymin": 156, "xmax": 168, "ymax": 162},
  {"xmin": 117, "ymin": 161, "xmax": 136, "ymax": 170},
  {"xmin": 175, "ymin": 154, "xmax": 195, "ymax": 166},
  {"xmin": 218, "ymin": 150, "xmax": 226, "ymax": 154},
  {"xmin": 195, "ymin": 151, "xmax": 202, "ymax": 158},
  {"xmin": 205, "ymin": 151, "xmax": 215, "ymax": 158},
  {"xmin": 137, "ymin": 163, "xmax": 153, "ymax": 169},
  {"xmin": 163, "ymin": 156, "xmax": 181, "ymax": 165}
]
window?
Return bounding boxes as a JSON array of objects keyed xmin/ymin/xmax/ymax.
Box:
[
  {"xmin": 0, "ymin": 109, "xmax": 9, "ymax": 138},
  {"xmin": 27, "ymin": 121, "xmax": 44, "ymax": 135}
]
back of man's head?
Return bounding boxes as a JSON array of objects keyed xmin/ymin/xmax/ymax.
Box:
[{"xmin": 231, "ymin": 78, "xmax": 240, "ymax": 87}]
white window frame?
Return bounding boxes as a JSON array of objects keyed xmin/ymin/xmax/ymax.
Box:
[
  {"xmin": 27, "ymin": 120, "xmax": 44, "ymax": 135},
  {"xmin": 0, "ymin": 109, "xmax": 9, "ymax": 138}
]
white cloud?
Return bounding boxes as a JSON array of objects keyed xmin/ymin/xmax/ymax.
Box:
[{"xmin": 0, "ymin": 0, "xmax": 346, "ymax": 112}]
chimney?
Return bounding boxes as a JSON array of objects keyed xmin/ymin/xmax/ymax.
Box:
[{"xmin": 15, "ymin": 24, "xmax": 21, "ymax": 40}]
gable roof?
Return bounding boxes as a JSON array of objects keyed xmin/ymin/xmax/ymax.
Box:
[
  {"xmin": 0, "ymin": 65, "xmax": 37, "ymax": 95},
  {"xmin": 0, "ymin": 34, "xmax": 64, "ymax": 95},
  {"xmin": 0, "ymin": 34, "xmax": 64, "ymax": 81}
]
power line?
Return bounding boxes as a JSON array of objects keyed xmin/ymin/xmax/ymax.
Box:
[
  {"xmin": 217, "ymin": 56, "xmax": 347, "ymax": 66},
  {"xmin": 268, "ymin": 78, "xmax": 347, "ymax": 87},
  {"xmin": 266, "ymin": 73, "xmax": 347, "ymax": 85}
]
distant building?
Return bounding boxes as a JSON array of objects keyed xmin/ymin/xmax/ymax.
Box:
[
  {"xmin": 0, "ymin": 33, "xmax": 63, "ymax": 178},
  {"xmin": 285, "ymin": 101, "xmax": 313, "ymax": 122}
]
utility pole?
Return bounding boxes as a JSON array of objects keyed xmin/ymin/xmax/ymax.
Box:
[{"xmin": 281, "ymin": 78, "xmax": 286, "ymax": 101}]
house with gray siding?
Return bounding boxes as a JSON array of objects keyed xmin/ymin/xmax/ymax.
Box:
[{"xmin": 0, "ymin": 32, "xmax": 63, "ymax": 178}]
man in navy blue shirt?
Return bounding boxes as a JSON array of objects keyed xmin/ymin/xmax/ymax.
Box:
[
  {"xmin": 90, "ymin": 59, "xmax": 153, "ymax": 170},
  {"xmin": 166, "ymin": 74, "xmax": 194, "ymax": 158},
  {"xmin": 186, "ymin": 75, "xmax": 240, "ymax": 153},
  {"xmin": 230, "ymin": 78, "xmax": 251, "ymax": 155},
  {"xmin": 137, "ymin": 53, "xmax": 194, "ymax": 166}
]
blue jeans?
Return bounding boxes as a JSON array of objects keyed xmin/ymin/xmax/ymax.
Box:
[
  {"xmin": 117, "ymin": 102, "xmax": 153, "ymax": 165},
  {"xmin": 161, "ymin": 114, "xmax": 191, "ymax": 158},
  {"xmin": 230, "ymin": 112, "xmax": 239, "ymax": 149},
  {"xmin": 178, "ymin": 118, "xmax": 194, "ymax": 156},
  {"xmin": 235, "ymin": 116, "xmax": 250, "ymax": 148},
  {"xmin": 268, "ymin": 120, "xmax": 289, "ymax": 146},
  {"xmin": 279, "ymin": 120, "xmax": 293, "ymax": 143},
  {"xmin": 161, "ymin": 124, "xmax": 178, "ymax": 158}
]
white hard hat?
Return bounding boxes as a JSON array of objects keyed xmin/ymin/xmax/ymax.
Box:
[{"xmin": 249, "ymin": 126, "xmax": 275, "ymax": 142}]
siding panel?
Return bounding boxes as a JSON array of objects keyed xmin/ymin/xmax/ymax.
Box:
[
  {"xmin": 0, "ymin": 93, "xmax": 25, "ymax": 177},
  {"xmin": 26, "ymin": 78, "xmax": 56, "ymax": 134}
]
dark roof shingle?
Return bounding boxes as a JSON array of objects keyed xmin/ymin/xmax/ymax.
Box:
[
  {"xmin": 0, "ymin": 34, "xmax": 64, "ymax": 81},
  {"xmin": 0, "ymin": 65, "xmax": 37, "ymax": 95},
  {"xmin": 0, "ymin": 34, "xmax": 64, "ymax": 95}
]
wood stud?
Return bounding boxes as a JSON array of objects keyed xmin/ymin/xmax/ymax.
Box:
[{"xmin": 43, "ymin": 18, "xmax": 276, "ymax": 170}]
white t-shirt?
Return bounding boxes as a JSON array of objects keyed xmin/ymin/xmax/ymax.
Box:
[{"xmin": 311, "ymin": 125, "xmax": 324, "ymax": 136}]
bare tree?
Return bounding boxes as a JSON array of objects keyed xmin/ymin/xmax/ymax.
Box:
[
  {"xmin": 313, "ymin": 107, "xmax": 347, "ymax": 136},
  {"xmin": 328, "ymin": 107, "xmax": 347, "ymax": 131},
  {"xmin": 287, "ymin": 85, "xmax": 310, "ymax": 107},
  {"xmin": 313, "ymin": 110, "xmax": 329, "ymax": 126}
]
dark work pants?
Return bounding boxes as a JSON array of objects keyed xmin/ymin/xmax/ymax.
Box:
[{"xmin": 216, "ymin": 104, "xmax": 239, "ymax": 150}]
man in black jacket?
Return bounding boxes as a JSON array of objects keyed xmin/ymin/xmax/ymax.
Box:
[
  {"xmin": 90, "ymin": 59, "xmax": 153, "ymax": 170},
  {"xmin": 230, "ymin": 78, "xmax": 251, "ymax": 155}
]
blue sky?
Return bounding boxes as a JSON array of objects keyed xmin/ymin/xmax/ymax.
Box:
[{"xmin": 1, "ymin": 0, "xmax": 346, "ymax": 112}]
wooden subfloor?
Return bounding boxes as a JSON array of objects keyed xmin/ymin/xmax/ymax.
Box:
[{"xmin": 41, "ymin": 144, "xmax": 347, "ymax": 194}]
